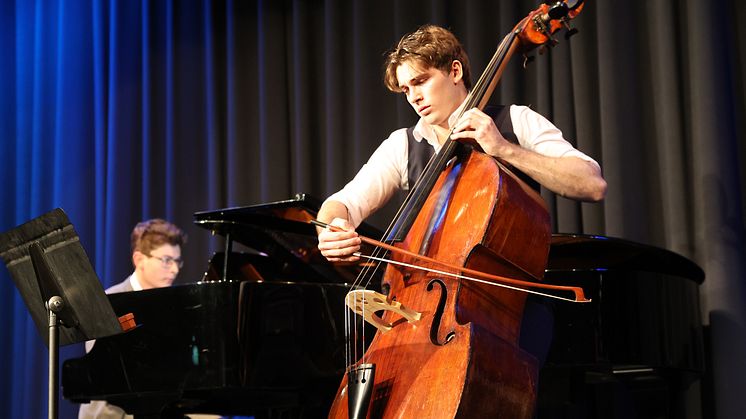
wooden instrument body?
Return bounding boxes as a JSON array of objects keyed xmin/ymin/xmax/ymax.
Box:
[{"xmin": 329, "ymin": 147, "xmax": 550, "ymax": 418}]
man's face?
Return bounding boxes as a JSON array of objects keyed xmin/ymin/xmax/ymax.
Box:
[
  {"xmin": 134, "ymin": 244, "xmax": 182, "ymax": 289},
  {"xmin": 396, "ymin": 61, "xmax": 464, "ymax": 129}
]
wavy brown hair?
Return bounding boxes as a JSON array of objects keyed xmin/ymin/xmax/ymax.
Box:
[
  {"xmin": 383, "ymin": 24, "xmax": 472, "ymax": 92},
  {"xmin": 130, "ymin": 218, "xmax": 186, "ymax": 255}
]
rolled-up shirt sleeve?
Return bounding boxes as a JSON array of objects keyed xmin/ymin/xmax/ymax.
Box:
[
  {"xmin": 325, "ymin": 128, "xmax": 409, "ymax": 227},
  {"xmin": 511, "ymin": 105, "xmax": 600, "ymax": 169}
]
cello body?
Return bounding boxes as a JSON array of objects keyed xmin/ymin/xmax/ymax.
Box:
[{"xmin": 328, "ymin": 146, "xmax": 551, "ymax": 418}]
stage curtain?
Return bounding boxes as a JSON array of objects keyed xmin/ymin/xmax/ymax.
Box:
[{"xmin": 0, "ymin": 1, "xmax": 744, "ymax": 417}]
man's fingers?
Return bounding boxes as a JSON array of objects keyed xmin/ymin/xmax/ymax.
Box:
[
  {"xmin": 318, "ymin": 218, "xmax": 360, "ymax": 262},
  {"xmin": 322, "ymin": 243, "xmax": 361, "ymax": 256},
  {"xmin": 322, "ymin": 247, "xmax": 361, "ymax": 262},
  {"xmin": 318, "ymin": 236, "xmax": 361, "ymax": 250},
  {"xmin": 326, "ymin": 256, "xmax": 360, "ymax": 262}
]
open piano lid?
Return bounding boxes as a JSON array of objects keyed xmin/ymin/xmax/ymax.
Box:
[{"xmin": 193, "ymin": 194, "xmax": 382, "ymax": 284}]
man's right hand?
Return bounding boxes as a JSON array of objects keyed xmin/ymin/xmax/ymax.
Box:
[{"xmin": 317, "ymin": 218, "xmax": 362, "ymax": 262}]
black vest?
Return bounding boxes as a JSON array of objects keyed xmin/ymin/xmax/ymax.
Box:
[{"xmin": 405, "ymin": 105, "xmax": 540, "ymax": 192}]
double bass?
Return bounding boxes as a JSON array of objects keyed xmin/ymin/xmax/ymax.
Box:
[{"xmin": 326, "ymin": 2, "xmax": 587, "ymax": 417}]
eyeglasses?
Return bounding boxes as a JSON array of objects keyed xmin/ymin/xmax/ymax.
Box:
[{"xmin": 146, "ymin": 254, "xmax": 184, "ymax": 269}]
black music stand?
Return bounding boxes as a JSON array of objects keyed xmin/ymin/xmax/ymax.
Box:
[{"xmin": 0, "ymin": 208, "xmax": 125, "ymax": 419}]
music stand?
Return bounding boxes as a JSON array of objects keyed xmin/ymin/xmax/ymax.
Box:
[{"xmin": 0, "ymin": 208, "xmax": 127, "ymax": 419}]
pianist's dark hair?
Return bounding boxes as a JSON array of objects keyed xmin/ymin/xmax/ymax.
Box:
[{"xmin": 131, "ymin": 219, "xmax": 187, "ymax": 255}]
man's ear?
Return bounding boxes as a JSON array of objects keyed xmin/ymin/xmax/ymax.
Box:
[
  {"xmin": 132, "ymin": 251, "xmax": 146, "ymax": 269},
  {"xmin": 451, "ymin": 60, "xmax": 464, "ymax": 84}
]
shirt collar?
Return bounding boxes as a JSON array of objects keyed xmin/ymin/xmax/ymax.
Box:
[
  {"xmin": 411, "ymin": 98, "xmax": 468, "ymax": 152},
  {"xmin": 129, "ymin": 271, "xmax": 143, "ymax": 291}
]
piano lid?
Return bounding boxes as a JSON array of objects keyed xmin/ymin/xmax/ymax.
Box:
[
  {"xmin": 193, "ymin": 194, "xmax": 382, "ymax": 283},
  {"xmin": 548, "ymin": 233, "xmax": 705, "ymax": 283}
]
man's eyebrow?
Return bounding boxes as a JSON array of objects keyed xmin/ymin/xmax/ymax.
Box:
[{"xmin": 399, "ymin": 73, "xmax": 426, "ymax": 88}]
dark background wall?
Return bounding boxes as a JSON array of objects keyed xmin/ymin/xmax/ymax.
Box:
[{"xmin": 1, "ymin": 1, "xmax": 744, "ymax": 417}]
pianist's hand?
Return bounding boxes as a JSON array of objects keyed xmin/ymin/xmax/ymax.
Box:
[{"xmin": 317, "ymin": 218, "xmax": 361, "ymax": 262}]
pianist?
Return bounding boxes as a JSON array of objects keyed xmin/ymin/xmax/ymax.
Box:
[{"xmin": 78, "ymin": 218, "xmax": 186, "ymax": 419}]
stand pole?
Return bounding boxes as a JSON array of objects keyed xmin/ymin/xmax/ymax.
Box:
[{"xmin": 47, "ymin": 296, "xmax": 63, "ymax": 419}]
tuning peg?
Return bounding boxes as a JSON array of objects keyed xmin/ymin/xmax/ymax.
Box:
[
  {"xmin": 523, "ymin": 54, "xmax": 535, "ymax": 68},
  {"xmin": 562, "ymin": 19, "xmax": 579, "ymax": 39}
]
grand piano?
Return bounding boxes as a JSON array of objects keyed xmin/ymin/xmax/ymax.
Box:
[{"xmin": 62, "ymin": 194, "xmax": 705, "ymax": 418}]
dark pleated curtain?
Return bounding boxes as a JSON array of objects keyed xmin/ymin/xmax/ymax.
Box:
[{"xmin": 1, "ymin": 0, "xmax": 744, "ymax": 418}]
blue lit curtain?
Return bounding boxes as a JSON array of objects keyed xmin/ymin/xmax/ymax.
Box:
[{"xmin": 1, "ymin": 1, "xmax": 745, "ymax": 418}]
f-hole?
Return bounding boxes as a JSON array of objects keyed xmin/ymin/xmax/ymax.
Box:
[{"xmin": 427, "ymin": 279, "xmax": 455, "ymax": 346}]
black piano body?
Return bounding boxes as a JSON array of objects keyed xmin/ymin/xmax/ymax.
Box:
[{"xmin": 63, "ymin": 280, "xmax": 353, "ymax": 417}]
